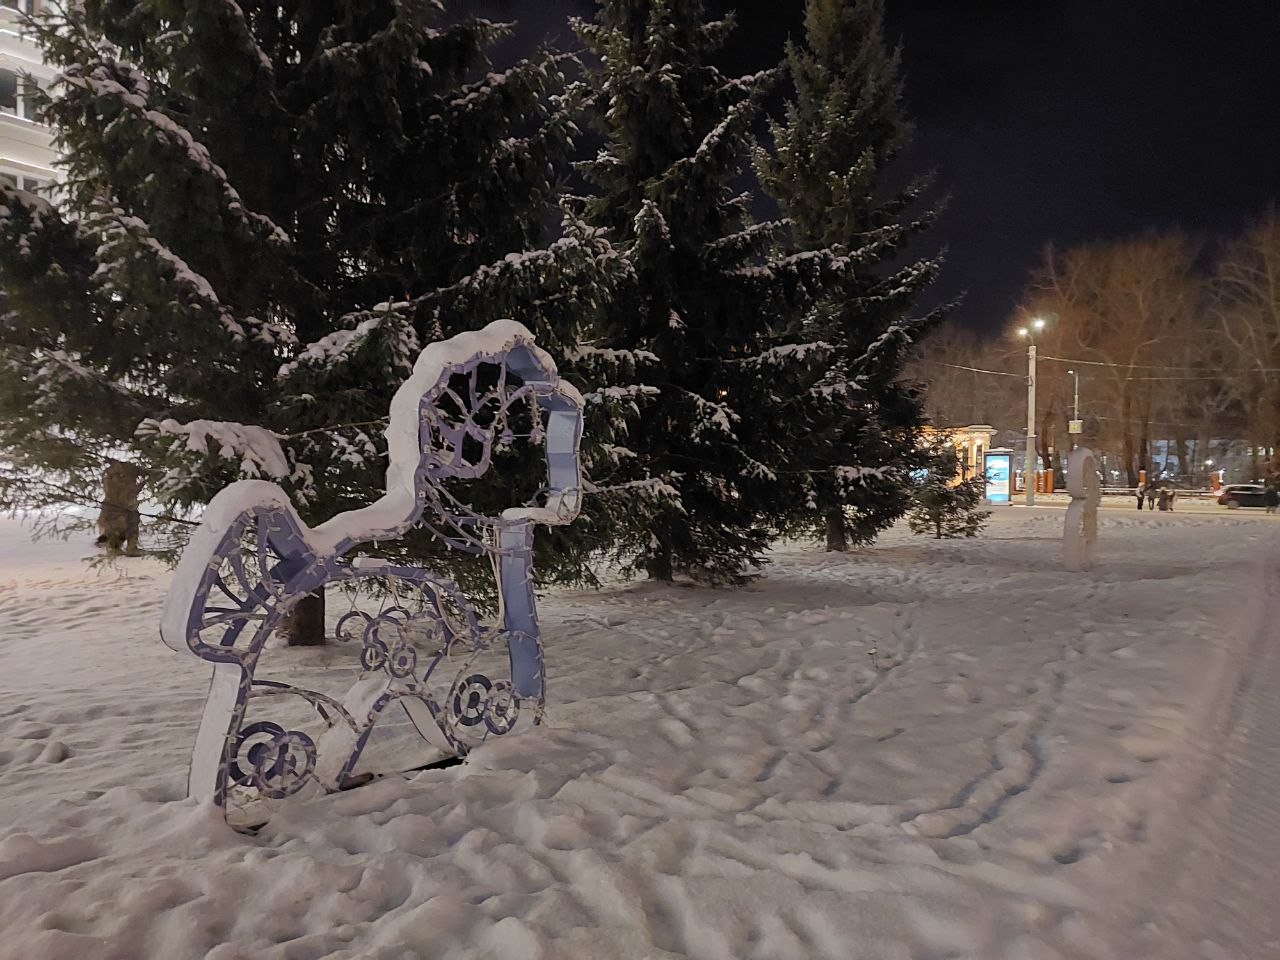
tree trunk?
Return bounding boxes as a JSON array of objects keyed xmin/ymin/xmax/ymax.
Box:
[
  {"xmin": 285, "ymin": 589, "xmax": 326, "ymax": 646},
  {"xmin": 1195, "ymin": 416, "xmax": 1212, "ymax": 481},
  {"xmin": 646, "ymin": 539, "xmax": 674, "ymax": 582},
  {"xmin": 1121, "ymin": 387, "xmax": 1138, "ymax": 486},
  {"xmin": 1174, "ymin": 433, "xmax": 1190, "ymax": 476},
  {"xmin": 1039, "ymin": 404, "xmax": 1055, "ymax": 471},
  {"xmin": 824, "ymin": 507, "xmax": 848, "ymax": 552},
  {"xmin": 1137, "ymin": 393, "xmax": 1152, "ymax": 480}
]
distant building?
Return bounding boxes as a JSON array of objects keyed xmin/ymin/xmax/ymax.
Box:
[
  {"xmin": 923, "ymin": 424, "xmax": 997, "ymax": 480},
  {"xmin": 0, "ymin": 1, "xmax": 56, "ymax": 194}
]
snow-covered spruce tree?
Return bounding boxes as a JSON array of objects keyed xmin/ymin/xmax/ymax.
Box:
[
  {"xmin": 0, "ymin": 1, "xmax": 632, "ymax": 641},
  {"xmin": 572, "ymin": 0, "xmax": 840, "ymax": 584},
  {"xmin": 906, "ymin": 441, "xmax": 989, "ymax": 539},
  {"xmin": 756, "ymin": 0, "xmax": 946, "ymax": 551}
]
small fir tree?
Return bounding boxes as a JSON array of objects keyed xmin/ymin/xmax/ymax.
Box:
[
  {"xmin": 573, "ymin": 0, "xmax": 838, "ymax": 583},
  {"xmin": 907, "ymin": 442, "xmax": 989, "ymax": 539},
  {"xmin": 0, "ymin": 0, "xmax": 631, "ymax": 639},
  {"xmin": 757, "ymin": 0, "xmax": 946, "ymax": 551}
]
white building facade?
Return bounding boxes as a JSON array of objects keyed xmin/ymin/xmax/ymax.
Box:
[{"xmin": 0, "ymin": 0, "xmax": 56, "ymax": 193}]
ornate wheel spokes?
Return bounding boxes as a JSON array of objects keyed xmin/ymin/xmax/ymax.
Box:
[
  {"xmin": 229, "ymin": 721, "xmax": 316, "ymax": 800},
  {"xmin": 437, "ymin": 631, "xmax": 528, "ymax": 748},
  {"xmin": 452, "ymin": 674, "xmax": 492, "ymax": 727}
]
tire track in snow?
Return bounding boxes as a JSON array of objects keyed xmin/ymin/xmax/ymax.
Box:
[{"xmin": 1189, "ymin": 561, "xmax": 1280, "ymax": 956}]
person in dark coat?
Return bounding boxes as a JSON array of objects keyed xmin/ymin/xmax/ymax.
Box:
[
  {"xmin": 1264, "ymin": 483, "xmax": 1279, "ymax": 515},
  {"xmin": 1157, "ymin": 487, "xmax": 1172, "ymax": 511}
]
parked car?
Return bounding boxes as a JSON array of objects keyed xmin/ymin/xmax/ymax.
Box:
[{"xmin": 1217, "ymin": 483, "xmax": 1267, "ymax": 508}]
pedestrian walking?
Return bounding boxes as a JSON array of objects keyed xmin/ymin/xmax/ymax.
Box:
[
  {"xmin": 1136, "ymin": 485, "xmax": 1145, "ymax": 510},
  {"xmin": 1158, "ymin": 488, "xmax": 1171, "ymax": 512},
  {"xmin": 1264, "ymin": 483, "xmax": 1279, "ymax": 515}
]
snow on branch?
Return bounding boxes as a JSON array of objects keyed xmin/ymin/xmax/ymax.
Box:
[
  {"xmin": 703, "ymin": 219, "xmax": 788, "ymax": 262},
  {"xmin": 683, "ymin": 389, "xmax": 739, "ymax": 440},
  {"xmin": 566, "ymin": 345, "xmax": 661, "ymax": 365},
  {"xmin": 716, "ymin": 69, "xmax": 775, "ymax": 99},
  {"xmin": 584, "ymin": 384, "xmax": 661, "ymax": 404},
  {"xmin": 589, "ymin": 476, "xmax": 683, "ymax": 506},
  {"xmin": 733, "ymin": 341, "xmax": 835, "ymax": 367},
  {"xmin": 278, "ymin": 305, "xmax": 419, "ymax": 380},
  {"xmin": 403, "ymin": 222, "xmax": 620, "ymax": 315},
  {"xmin": 743, "ymin": 455, "xmax": 777, "ymax": 482},
  {"xmin": 835, "ymin": 465, "xmax": 891, "ymax": 486},
  {"xmin": 94, "ymin": 213, "xmax": 290, "ymax": 344},
  {"xmin": 666, "ymin": 73, "xmax": 775, "ymax": 189},
  {"xmin": 61, "ymin": 63, "xmax": 291, "ymax": 247},
  {"xmin": 35, "ymin": 349, "xmax": 136, "ymax": 397},
  {"xmin": 811, "ymin": 379, "xmax": 865, "ymax": 399},
  {"xmin": 211, "ymin": 0, "xmax": 276, "ymax": 73},
  {"xmin": 138, "ymin": 417, "xmax": 289, "ymax": 480},
  {"xmin": 441, "ymin": 54, "xmax": 570, "ymax": 115}
]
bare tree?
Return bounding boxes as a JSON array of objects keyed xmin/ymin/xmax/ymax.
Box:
[
  {"xmin": 1215, "ymin": 212, "xmax": 1280, "ymax": 479},
  {"xmin": 1025, "ymin": 234, "xmax": 1201, "ymax": 485},
  {"xmin": 908, "ymin": 325, "xmax": 1022, "ymax": 432}
]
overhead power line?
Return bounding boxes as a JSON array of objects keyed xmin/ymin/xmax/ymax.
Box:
[
  {"xmin": 1039, "ymin": 354, "xmax": 1280, "ymax": 374},
  {"xmin": 923, "ymin": 357, "xmax": 1280, "ymax": 381},
  {"xmin": 920, "ymin": 359, "xmax": 1021, "ymax": 378}
]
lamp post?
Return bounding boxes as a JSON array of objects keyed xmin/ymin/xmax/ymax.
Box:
[
  {"xmin": 1017, "ymin": 317, "xmax": 1048, "ymax": 506},
  {"xmin": 1067, "ymin": 367, "xmax": 1080, "ymax": 450}
]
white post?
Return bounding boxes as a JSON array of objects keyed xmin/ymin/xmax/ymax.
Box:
[{"xmin": 1025, "ymin": 343, "xmax": 1037, "ymax": 506}]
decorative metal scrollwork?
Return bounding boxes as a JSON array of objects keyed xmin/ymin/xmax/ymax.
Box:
[{"xmin": 160, "ymin": 321, "xmax": 584, "ymax": 828}]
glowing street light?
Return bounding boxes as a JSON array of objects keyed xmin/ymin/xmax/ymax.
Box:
[{"xmin": 1017, "ymin": 315, "xmax": 1054, "ymax": 505}]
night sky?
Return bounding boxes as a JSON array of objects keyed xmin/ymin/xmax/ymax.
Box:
[{"xmin": 477, "ymin": 1, "xmax": 1280, "ymax": 335}]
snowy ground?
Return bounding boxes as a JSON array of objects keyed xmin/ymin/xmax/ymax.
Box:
[{"xmin": 1, "ymin": 508, "xmax": 1277, "ymax": 960}]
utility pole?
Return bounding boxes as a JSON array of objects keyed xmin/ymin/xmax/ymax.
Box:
[
  {"xmin": 1068, "ymin": 368, "xmax": 1080, "ymax": 451},
  {"xmin": 1025, "ymin": 342, "xmax": 1037, "ymax": 505},
  {"xmin": 1016, "ymin": 316, "xmax": 1049, "ymax": 505}
]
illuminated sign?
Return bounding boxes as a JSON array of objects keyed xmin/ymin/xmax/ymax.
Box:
[{"xmin": 984, "ymin": 449, "xmax": 1013, "ymax": 504}]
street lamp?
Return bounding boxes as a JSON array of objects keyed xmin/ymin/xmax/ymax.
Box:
[{"xmin": 1016, "ymin": 316, "xmax": 1053, "ymax": 506}]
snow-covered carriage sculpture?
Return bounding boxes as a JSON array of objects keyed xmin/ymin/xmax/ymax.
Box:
[{"xmin": 160, "ymin": 320, "xmax": 583, "ymax": 827}]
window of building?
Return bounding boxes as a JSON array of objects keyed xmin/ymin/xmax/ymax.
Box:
[
  {"xmin": 0, "ymin": 70, "xmax": 44, "ymax": 122},
  {"xmin": 21, "ymin": 77, "xmax": 40, "ymax": 121},
  {"xmin": 0, "ymin": 171, "xmax": 47, "ymax": 194},
  {"xmin": 0, "ymin": 70, "xmax": 17, "ymax": 116}
]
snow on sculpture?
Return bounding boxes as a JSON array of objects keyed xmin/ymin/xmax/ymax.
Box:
[
  {"xmin": 160, "ymin": 320, "xmax": 583, "ymax": 827},
  {"xmin": 1063, "ymin": 446, "xmax": 1100, "ymax": 572}
]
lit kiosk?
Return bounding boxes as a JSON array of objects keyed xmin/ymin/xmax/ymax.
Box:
[{"xmin": 983, "ymin": 448, "xmax": 1015, "ymax": 505}]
